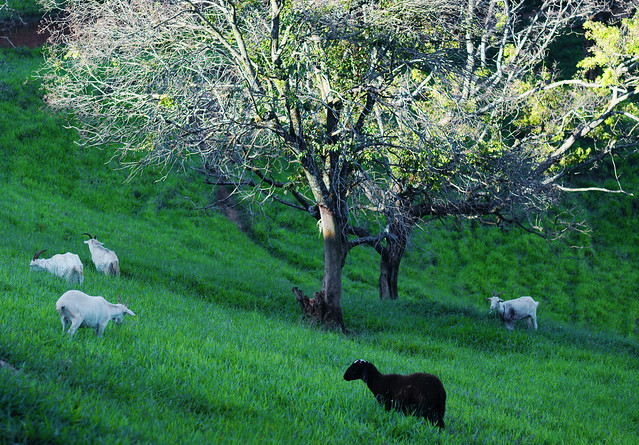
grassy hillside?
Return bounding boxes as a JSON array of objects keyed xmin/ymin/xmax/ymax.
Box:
[
  {"xmin": 252, "ymin": 167, "xmax": 639, "ymax": 338},
  {"xmin": 1, "ymin": 47, "xmax": 638, "ymax": 444}
]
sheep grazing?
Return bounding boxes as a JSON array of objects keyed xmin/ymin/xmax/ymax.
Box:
[
  {"xmin": 30, "ymin": 249, "xmax": 84, "ymax": 285},
  {"xmin": 83, "ymin": 232, "xmax": 120, "ymax": 276},
  {"xmin": 55, "ymin": 290, "xmax": 135, "ymax": 337},
  {"xmin": 487, "ymin": 291, "xmax": 539, "ymax": 331},
  {"xmin": 343, "ymin": 359, "xmax": 446, "ymax": 430}
]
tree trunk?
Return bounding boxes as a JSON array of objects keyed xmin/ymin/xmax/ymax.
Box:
[
  {"xmin": 379, "ymin": 250, "xmax": 402, "ymax": 300},
  {"xmin": 294, "ymin": 204, "xmax": 346, "ymax": 331},
  {"xmin": 378, "ymin": 220, "xmax": 409, "ymax": 300}
]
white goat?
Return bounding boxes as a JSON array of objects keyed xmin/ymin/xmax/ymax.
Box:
[
  {"xmin": 83, "ymin": 232, "xmax": 120, "ymax": 276},
  {"xmin": 55, "ymin": 290, "xmax": 135, "ymax": 337},
  {"xmin": 30, "ymin": 249, "xmax": 84, "ymax": 284},
  {"xmin": 487, "ymin": 291, "xmax": 539, "ymax": 331}
]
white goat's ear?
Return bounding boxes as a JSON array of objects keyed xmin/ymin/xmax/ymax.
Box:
[{"xmin": 126, "ymin": 308, "xmax": 136, "ymax": 316}]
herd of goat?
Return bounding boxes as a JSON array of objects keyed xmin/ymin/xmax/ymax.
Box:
[
  {"xmin": 29, "ymin": 231, "xmax": 541, "ymax": 430},
  {"xmin": 30, "ymin": 232, "xmax": 120, "ymax": 285},
  {"xmin": 30, "ymin": 232, "xmax": 135, "ymax": 338}
]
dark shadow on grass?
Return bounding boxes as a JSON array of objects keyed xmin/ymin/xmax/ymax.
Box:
[
  {"xmin": 121, "ymin": 249, "xmax": 638, "ymax": 359},
  {"xmin": 344, "ymin": 296, "xmax": 638, "ymax": 357}
]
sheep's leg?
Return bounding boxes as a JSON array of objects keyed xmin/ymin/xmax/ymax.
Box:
[
  {"xmin": 376, "ymin": 394, "xmax": 393, "ymax": 411},
  {"xmin": 67, "ymin": 319, "xmax": 82, "ymax": 336},
  {"xmin": 531, "ymin": 315, "xmax": 538, "ymax": 330},
  {"xmin": 429, "ymin": 413, "xmax": 445, "ymax": 430},
  {"xmin": 526, "ymin": 317, "xmax": 533, "ymax": 329},
  {"xmin": 59, "ymin": 315, "xmax": 69, "ymax": 332},
  {"xmin": 95, "ymin": 323, "xmax": 106, "ymax": 337},
  {"xmin": 505, "ymin": 321, "xmax": 514, "ymax": 331},
  {"xmin": 422, "ymin": 410, "xmax": 445, "ymax": 430}
]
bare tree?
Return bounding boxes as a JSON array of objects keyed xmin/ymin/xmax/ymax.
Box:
[
  {"xmin": 38, "ymin": 0, "xmax": 637, "ymax": 327},
  {"xmin": 39, "ymin": 0, "xmax": 471, "ymax": 329}
]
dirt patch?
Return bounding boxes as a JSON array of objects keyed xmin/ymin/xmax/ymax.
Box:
[
  {"xmin": 215, "ymin": 185, "xmax": 245, "ymax": 231},
  {"xmin": 0, "ymin": 19, "xmax": 49, "ymax": 49}
]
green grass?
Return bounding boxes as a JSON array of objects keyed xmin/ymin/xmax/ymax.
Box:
[{"xmin": 1, "ymin": 47, "xmax": 638, "ymax": 444}]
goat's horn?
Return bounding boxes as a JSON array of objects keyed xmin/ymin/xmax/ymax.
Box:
[
  {"xmin": 32, "ymin": 249, "xmax": 47, "ymax": 261},
  {"xmin": 117, "ymin": 293, "xmax": 121, "ymax": 304},
  {"xmin": 82, "ymin": 232, "xmax": 94, "ymax": 239}
]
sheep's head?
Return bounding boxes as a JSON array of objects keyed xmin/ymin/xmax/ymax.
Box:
[
  {"xmin": 344, "ymin": 359, "xmax": 372, "ymax": 382},
  {"xmin": 29, "ymin": 249, "xmax": 47, "ymax": 269},
  {"xmin": 83, "ymin": 232, "xmax": 103, "ymax": 247},
  {"xmin": 111, "ymin": 308, "xmax": 136, "ymax": 325},
  {"xmin": 113, "ymin": 294, "xmax": 136, "ymax": 325},
  {"xmin": 487, "ymin": 291, "xmax": 505, "ymax": 311}
]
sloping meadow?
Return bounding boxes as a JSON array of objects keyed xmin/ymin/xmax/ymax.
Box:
[{"xmin": 1, "ymin": 47, "xmax": 638, "ymax": 444}]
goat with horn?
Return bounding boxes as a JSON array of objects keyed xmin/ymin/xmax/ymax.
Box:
[
  {"xmin": 83, "ymin": 232, "xmax": 120, "ymax": 277},
  {"xmin": 30, "ymin": 249, "xmax": 84, "ymax": 284}
]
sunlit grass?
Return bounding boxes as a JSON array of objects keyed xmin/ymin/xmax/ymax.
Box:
[{"xmin": 1, "ymin": 47, "xmax": 638, "ymax": 444}]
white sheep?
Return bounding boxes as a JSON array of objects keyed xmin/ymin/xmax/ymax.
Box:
[
  {"xmin": 83, "ymin": 232, "xmax": 120, "ymax": 276},
  {"xmin": 30, "ymin": 249, "xmax": 84, "ymax": 284},
  {"xmin": 55, "ymin": 290, "xmax": 135, "ymax": 337},
  {"xmin": 487, "ymin": 291, "xmax": 539, "ymax": 331}
]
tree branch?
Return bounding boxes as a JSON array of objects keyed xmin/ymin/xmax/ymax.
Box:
[{"xmin": 554, "ymin": 185, "xmax": 633, "ymax": 195}]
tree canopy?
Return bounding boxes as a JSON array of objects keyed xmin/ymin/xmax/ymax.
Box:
[{"xmin": 39, "ymin": 0, "xmax": 638, "ymax": 328}]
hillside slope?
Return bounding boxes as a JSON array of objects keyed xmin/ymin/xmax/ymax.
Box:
[{"xmin": 1, "ymin": 47, "xmax": 638, "ymax": 444}]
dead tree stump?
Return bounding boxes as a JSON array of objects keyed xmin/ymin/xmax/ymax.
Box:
[{"xmin": 292, "ymin": 286, "xmax": 346, "ymax": 332}]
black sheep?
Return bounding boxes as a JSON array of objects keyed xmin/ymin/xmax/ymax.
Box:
[{"xmin": 343, "ymin": 359, "xmax": 446, "ymax": 430}]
